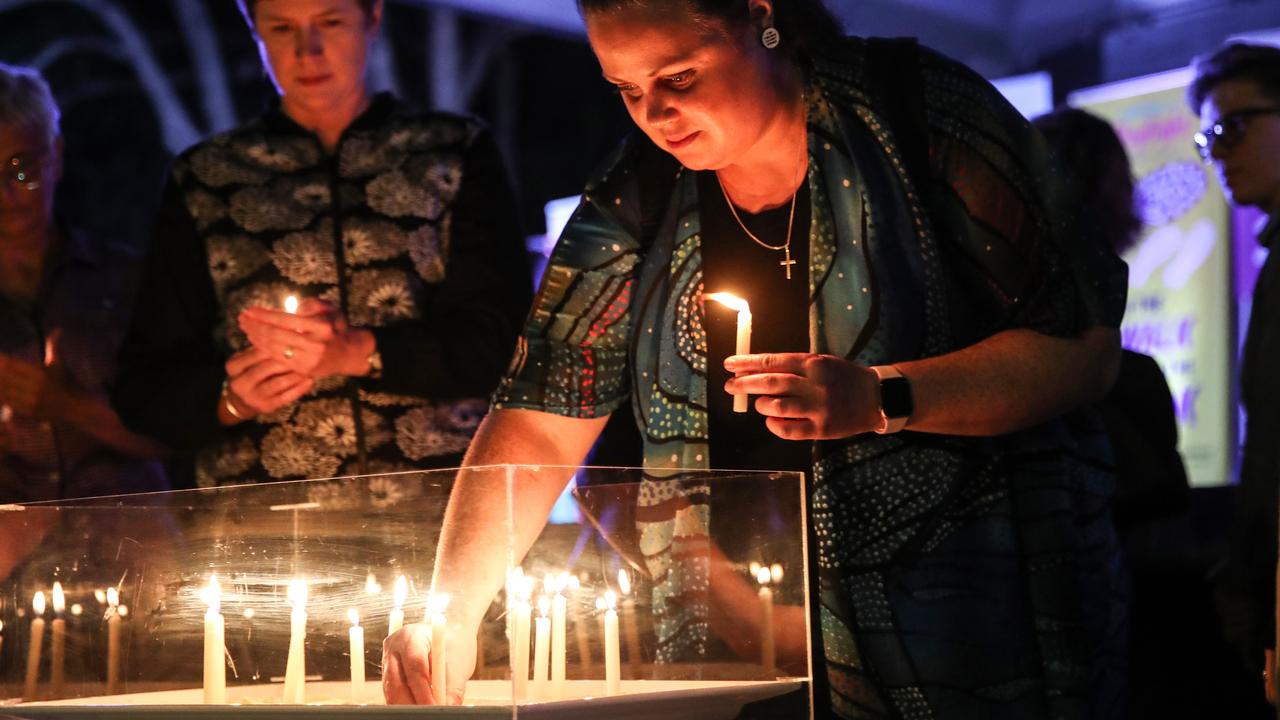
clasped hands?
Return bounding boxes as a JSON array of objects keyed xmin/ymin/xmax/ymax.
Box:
[
  {"xmin": 222, "ymin": 299, "xmax": 375, "ymax": 421},
  {"xmin": 724, "ymin": 353, "xmax": 883, "ymax": 440}
]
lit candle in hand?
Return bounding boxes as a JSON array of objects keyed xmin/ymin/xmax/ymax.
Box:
[
  {"xmin": 50, "ymin": 582, "xmax": 66, "ymax": 698},
  {"xmin": 427, "ymin": 593, "xmax": 449, "ymax": 705},
  {"xmin": 202, "ymin": 576, "xmax": 226, "ymax": 704},
  {"xmin": 283, "ymin": 579, "xmax": 308, "ymax": 704},
  {"xmin": 707, "ymin": 292, "xmax": 752, "ymax": 412},
  {"xmin": 348, "ymin": 609, "xmax": 364, "ymax": 704},
  {"xmin": 23, "ymin": 591, "xmax": 45, "ymax": 701},
  {"xmin": 387, "ymin": 575, "xmax": 407, "ymax": 639}
]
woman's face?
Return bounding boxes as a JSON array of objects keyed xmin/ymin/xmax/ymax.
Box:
[
  {"xmin": 252, "ymin": 0, "xmax": 378, "ymax": 114},
  {"xmin": 586, "ymin": 4, "xmax": 788, "ymax": 171}
]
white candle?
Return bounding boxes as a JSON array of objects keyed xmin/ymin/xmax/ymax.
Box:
[
  {"xmin": 387, "ymin": 575, "xmax": 407, "ymax": 639},
  {"xmin": 603, "ymin": 591, "xmax": 621, "ymax": 696},
  {"xmin": 202, "ymin": 576, "xmax": 226, "ymax": 704},
  {"xmin": 756, "ymin": 567, "xmax": 775, "ymax": 677},
  {"xmin": 512, "ymin": 598, "xmax": 531, "ymax": 701},
  {"xmin": 551, "ymin": 574, "xmax": 568, "ymax": 700},
  {"xmin": 106, "ymin": 588, "xmax": 121, "ymax": 695},
  {"xmin": 23, "ymin": 591, "xmax": 45, "ymax": 701},
  {"xmin": 50, "ymin": 582, "xmax": 66, "ymax": 698},
  {"xmin": 707, "ymin": 292, "xmax": 752, "ymax": 412},
  {"xmin": 282, "ymin": 579, "xmax": 307, "ymax": 704},
  {"xmin": 283, "ymin": 295, "xmax": 299, "ymax": 314},
  {"xmin": 618, "ymin": 569, "xmax": 641, "ymax": 675},
  {"xmin": 428, "ymin": 593, "xmax": 449, "ymax": 705},
  {"xmin": 348, "ymin": 609, "xmax": 365, "ymax": 704},
  {"xmin": 532, "ymin": 596, "xmax": 550, "ymax": 699}
]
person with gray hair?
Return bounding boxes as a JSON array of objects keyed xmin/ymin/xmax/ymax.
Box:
[{"xmin": 0, "ymin": 62, "xmax": 168, "ymax": 504}]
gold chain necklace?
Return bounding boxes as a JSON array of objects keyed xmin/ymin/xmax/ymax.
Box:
[{"xmin": 715, "ymin": 171, "xmax": 799, "ymax": 280}]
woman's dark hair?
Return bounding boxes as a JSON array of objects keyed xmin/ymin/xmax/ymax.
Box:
[
  {"xmin": 1187, "ymin": 42, "xmax": 1280, "ymax": 113},
  {"xmin": 236, "ymin": 0, "xmax": 379, "ymax": 28},
  {"xmin": 1033, "ymin": 108, "xmax": 1142, "ymax": 256},
  {"xmin": 576, "ymin": 0, "xmax": 843, "ymax": 58}
]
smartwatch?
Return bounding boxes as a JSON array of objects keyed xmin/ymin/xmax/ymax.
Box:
[{"xmin": 871, "ymin": 365, "xmax": 913, "ymax": 434}]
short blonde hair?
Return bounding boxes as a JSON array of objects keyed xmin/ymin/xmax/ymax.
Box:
[{"xmin": 0, "ymin": 63, "xmax": 60, "ymax": 144}]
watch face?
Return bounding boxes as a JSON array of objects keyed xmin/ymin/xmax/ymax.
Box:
[{"xmin": 880, "ymin": 376, "xmax": 914, "ymax": 419}]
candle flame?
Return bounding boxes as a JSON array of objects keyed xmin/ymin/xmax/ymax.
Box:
[
  {"xmin": 756, "ymin": 567, "xmax": 772, "ymax": 586},
  {"xmin": 770, "ymin": 563, "xmax": 784, "ymax": 584},
  {"xmin": 543, "ymin": 573, "xmax": 555, "ymax": 595},
  {"xmin": 706, "ymin": 292, "xmax": 750, "ymax": 314},
  {"xmin": 70, "ymin": 603, "xmax": 84, "ymax": 616},
  {"xmin": 94, "ymin": 589, "xmax": 107, "ymax": 605},
  {"xmin": 202, "ymin": 575, "xmax": 222, "ymax": 615},
  {"xmin": 52, "ymin": 581, "xmax": 65, "ymax": 614},
  {"xmin": 538, "ymin": 595, "xmax": 550, "ymax": 617},
  {"xmin": 392, "ymin": 575, "xmax": 407, "ymax": 610},
  {"xmin": 568, "ymin": 575, "xmax": 581, "ymax": 592},
  {"xmin": 618, "ymin": 569, "xmax": 632, "ymax": 596},
  {"xmin": 557, "ymin": 571, "xmax": 571, "ymax": 594},
  {"xmin": 33, "ymin": 591, "xmax": 46, "ymax": 616},
  {"xmin": 365, "ymin": 572, "xmax": 381, "ymax": 596},
  {"xmin": 118, "ymin": 605, "xmax": 129, "ymax": 618},
  {"xmin": 287, "ymin": 578, "xmax": 308, "ymax": 610},
  {"xmin": 749, "ymin": 561, "xmax": 761, "ymax": 578},
  {"xmin": 595, "ymin": 597, "xmax": 607, "ymax": 611},
  {"xmin": 284, "ymin": 295, "xmax": 299, "ymax": 314},
  {"xmin": 243, "ymin": 608, "xmax": 255, "ymax": 620},
  {"xmin": 604, "ymin": 590, "xmax": 618, "ymax": 611},
  {"xmin": 428, "ymin": 593, "xmax": 451, "ymax": 616},
  {"xmin": 348, "ymin": 608, "xmax": 360, "ymax": 627},
  {"xmin": 107, "ymin": 587, "xmax": 119, "ymax": 608},
  {"xmin": 0, "ymin": 619, "xmax": 5, "ymax": 632}
]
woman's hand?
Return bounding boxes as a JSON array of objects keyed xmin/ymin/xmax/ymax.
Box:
[
  {"xmin": 724, "ymin": 353, "xmax": 880, "ymax": 441},
  {"xmin": 223, "ymin": 347, "xmax": 313, "ymax": 421},
  {"xmin": 238, "ymin": 299, "xmax": 375, "ymax": 380},
  {"xmin": 382, "ymin": 621, "xmax": 475, "ymax": 706}
]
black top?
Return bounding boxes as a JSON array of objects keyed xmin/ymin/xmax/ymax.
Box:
[
  {"xmin": 697, "ymin": 170, "xmax": 811, "ymax": 474},
  {"xmin": 112, "ymin": 93, "xmax": 532, "ymax": 484}
]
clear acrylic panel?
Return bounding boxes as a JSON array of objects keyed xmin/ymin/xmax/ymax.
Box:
[{"xmin": 0, "ymin": 466, "xmax": 810, "ymax": 719}]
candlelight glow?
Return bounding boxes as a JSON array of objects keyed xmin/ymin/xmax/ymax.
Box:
[
  {"xmin": 618, "ymin": 569, "xmax": 632, "ymax": 597},
  {"xmin": 604, "ymin": 590, "xmax": 618, "ymax": 611},
  {"xmin": 348, "ymin": 608, "xmax": 360, "ymax": 627},
  {"xmin": 107, "ymin": 587, "xmax": 119, "ymax": 608},
  {"xmin": 365, "ymin": 572, "xmax": 381, "ymax": 596},
  {"xmin": 756, "ymin": 567, "xmax": 772, "ymax": 585},
  {"xmin": 94, "ymin": 589, "xmax": 107, "ymax": 605},
  {"xmin": 118, "ymin": 606, "xmax": 130, "ymax": 618},
  {"xmin": 568, "ymin": 575, "xmax": 581, "ymax": 592},
  {"xmin": 33, "ymin": 591, "xmax": 46, "ymax": 615},
  {"xmin": 287, "ymin": 579, "xmax": 307, "ymax": 610},
  {"xmin": 0, "ymin": 619, "xmax": 4, "ymax": 632},
  {"xmin": 201, "ymin": 576, "xmax": 222, "ymax": 615},
  {"xmin": 392, "ymin": 575, "xmax": 407, "ymax": 610},
  {"xmin": 428, "ymin": 593, "xmax": 451, "ymax": 616},
  {"xmin": 770, "ymin": 563, "xmax": 784, "ymax": 583},
  {"xmin": 706, "ymin": 291, "xmax": 750, "ymax": 314},
  {"xmin": 52, "ymin": 581, "xmax": 65, "ymax": 614},
  {"xmin": 749, "ymin": 561, "xmax": 761, "ymax": 577},
  {"xmin": 595, "ymin": 597, "xmax": 607, "ymax": 611},
  {"xmin": 70, "ymin": 603, "xmax": 83, "ymax": 616},
  {"xmin": 538, "ymin": 595, "xmax": 550, "ymax": 617},
  {"xmin": 557, "ymin": 571, "xmax": 571, "ymax": 594},
  {"xmin": 544, "ymin": 573, "xmax": 555, "ymax": 595},
  {"xmin": 243, "ymin": 608, "xmax": 255, "ymax": 620},
  {"xmin": 284, "ymin": 295, "xmax": 299, "ymax": 314}
]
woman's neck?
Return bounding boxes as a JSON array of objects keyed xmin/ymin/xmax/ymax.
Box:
[
  {"xmin": 715, "ymin": 67, "xmax": 808, "ymax": 213},
  {"xmin": 0, "ymin": 222, "xmax": 56, "ymax": 303},
  {"xmin": 282, "ymin": 88, "xmax": 373, "ymax": 153}
]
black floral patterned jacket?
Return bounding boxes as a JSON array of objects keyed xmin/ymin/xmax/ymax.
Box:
[{"xmin": 112, "ymin": 93, "xmax": 531, "ymax": 486}]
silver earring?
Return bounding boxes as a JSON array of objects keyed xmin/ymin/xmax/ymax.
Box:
[{"xmin": 761, "ymin": 26, "xmax": 780, "ymax": 49}]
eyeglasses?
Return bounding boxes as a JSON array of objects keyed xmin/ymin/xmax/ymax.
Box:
[
  {"xmin": 4, "ymin": 146, "xmax": 50, "ymax": 191},
  {"xmin": 1194, "ymin": 107, "xmax": 1280, "ymax": 161}
]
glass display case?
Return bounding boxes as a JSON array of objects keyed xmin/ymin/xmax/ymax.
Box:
[{"xmin": 0, "ymin": 466, "xmax": 810, "ymax": 718}]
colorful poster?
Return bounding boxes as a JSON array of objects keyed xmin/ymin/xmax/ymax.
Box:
[{"xmin": 1071, "ymin": 69, "xmax": 1234, "ymax": 487}]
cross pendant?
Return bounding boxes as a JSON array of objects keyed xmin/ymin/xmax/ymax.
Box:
[{"xmin": 779, "ymin": 247, "xmax": 797, "ymax": 280}]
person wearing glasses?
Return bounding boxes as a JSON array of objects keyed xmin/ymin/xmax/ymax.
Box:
[
  {"xmin": 0, "ymin": 63, "xmax": 168, "ymax": 504},
  {"xmin": 1189, "ymin": 42, "xmax": 1280, "ymax": 705},
  {"xmin": 111, "ymin": 0, "xmax": 530, "ymax": 488}
]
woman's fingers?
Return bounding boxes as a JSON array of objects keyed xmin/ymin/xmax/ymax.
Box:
[
  {"xmin": 241, "ymin": 307, "xmax": 332, "ymax": 337},
  {"xmin": 381, "ymin": 650, "xmax": 415, "ymax": 706},
  {"xmin": 765, "ymin": 416, "xmax": 819, "ymax": 441},
  {"xmin": 724, "ymin": 352, "xmax": 812, "ymax": 376},
  {"xmin": 725, "ymin": 372, "xmax": 805, "ymax": 398},
  {"xmin": 753, "ymin": 394, "xmax": 810, "ymax": 419}
]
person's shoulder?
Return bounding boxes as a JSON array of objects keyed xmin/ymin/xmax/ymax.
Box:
[{"xmin": 382, "ymin": 101, "xmax": 489, "ymax": 149}]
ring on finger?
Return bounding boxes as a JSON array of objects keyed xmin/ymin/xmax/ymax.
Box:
[{"xmin": 284, "ymin": 346, "xmax": 295, "ymax": 360}]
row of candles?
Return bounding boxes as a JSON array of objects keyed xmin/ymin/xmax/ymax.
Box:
[
  {"xmin": 13, "ymin": 558, "xmax": 783, "ymax": 705},
  {"xmin": 19, "ymin": 582, "xmax": 127, "ymax": 701}
]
